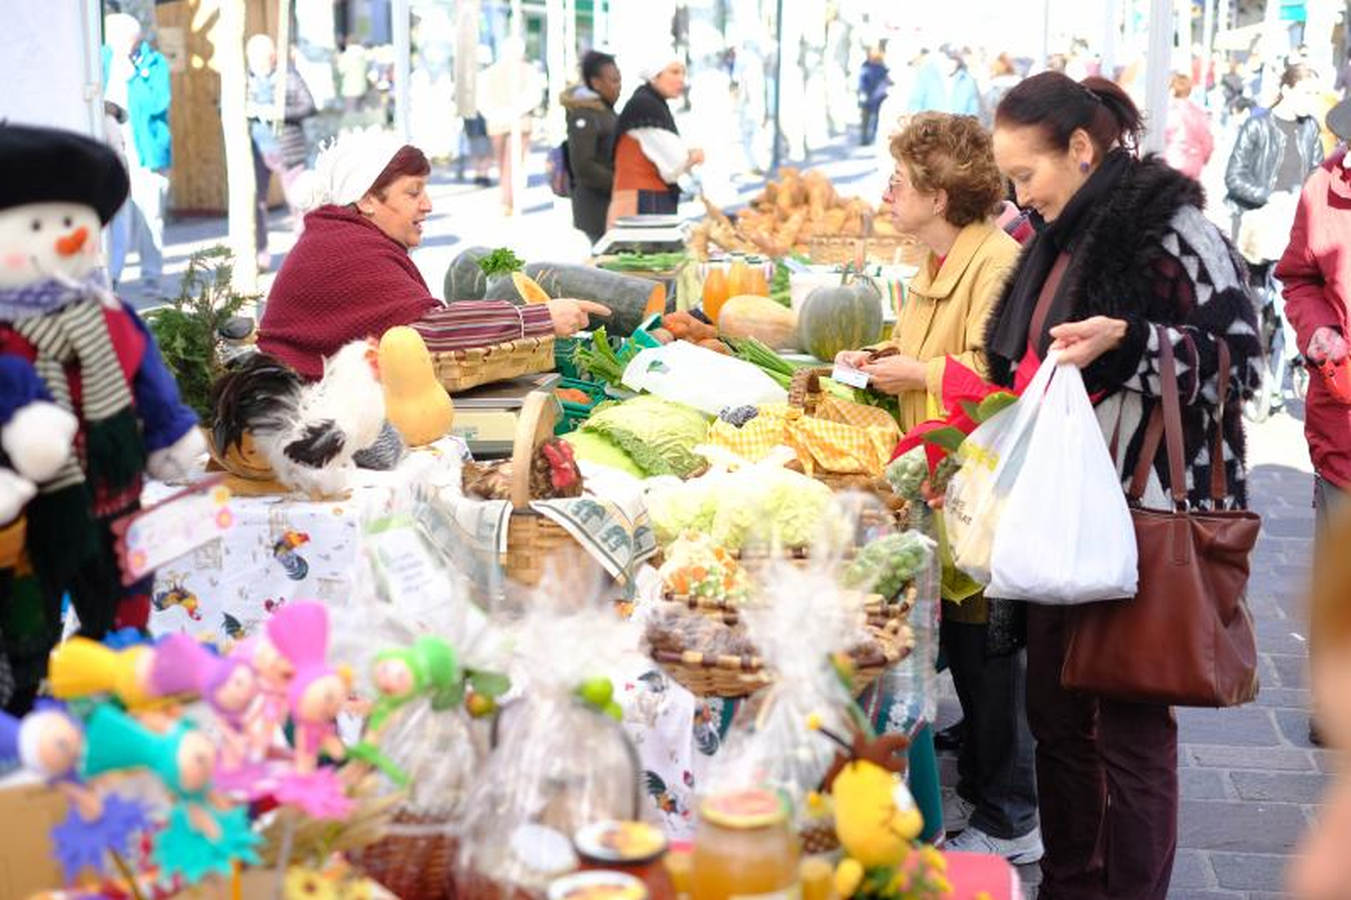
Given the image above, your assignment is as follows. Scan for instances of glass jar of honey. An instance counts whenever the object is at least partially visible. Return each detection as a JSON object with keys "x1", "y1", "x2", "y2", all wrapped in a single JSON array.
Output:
[{"x1": 690, "y1": 788, "x2": 800, "y2": 899}]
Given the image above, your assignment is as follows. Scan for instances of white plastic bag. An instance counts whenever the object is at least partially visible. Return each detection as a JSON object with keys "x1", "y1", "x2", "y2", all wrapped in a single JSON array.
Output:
[
  {"x1": 621, "y1": 341, "x2": 788, "y2": 415},
  {"x1": 943, "y1": 353, "x2": 1055, "y2": 584},
  {"x1": 988, "y1": 362, "x2": 1138, "y2": 603}
]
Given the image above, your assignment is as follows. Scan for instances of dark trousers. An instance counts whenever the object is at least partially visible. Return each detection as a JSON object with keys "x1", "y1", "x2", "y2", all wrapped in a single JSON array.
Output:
[
  {"x1": 251, "y1": 139, "x2": 272, "y2": 256},
  {"x1": 1026, "y1": 604, "x2": 1178, "y2": 900},
  {"x1": 860, "y1": 104, "x2": 881, "y2": 144},
  {"x1": 941, "y1": 615, "x2": 1038, "y2": 839}
]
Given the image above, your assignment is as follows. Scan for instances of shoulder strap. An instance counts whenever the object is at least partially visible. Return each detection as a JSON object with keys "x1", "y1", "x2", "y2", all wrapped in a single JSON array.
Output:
[
  {"x1": 1128, "y1": 325, "x2": 1189, "y2": 508},
  {"x1": 1209, "y1": 339, "x2": 1233, "y2": 505},
  {"x1": 1028, "y1": 251, "x2": 1071, "y2": 355}
]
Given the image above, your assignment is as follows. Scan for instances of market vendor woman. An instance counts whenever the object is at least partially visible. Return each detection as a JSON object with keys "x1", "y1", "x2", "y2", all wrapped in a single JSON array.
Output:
[
  {"x1": 259, "y1": 131, "x2": 605, "y2": 379},
  {"x1": 837, "y1": 114, "x2": 1041, "y2": 863}
]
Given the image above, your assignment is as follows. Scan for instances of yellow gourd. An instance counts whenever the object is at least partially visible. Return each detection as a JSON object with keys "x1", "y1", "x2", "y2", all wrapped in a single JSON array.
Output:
[
  {"x1": 378, "y1": 327, "x2": 455, "y2": 446},
  {"x1": 512, "y1": 271, "x2": 552, "y2": 304}
]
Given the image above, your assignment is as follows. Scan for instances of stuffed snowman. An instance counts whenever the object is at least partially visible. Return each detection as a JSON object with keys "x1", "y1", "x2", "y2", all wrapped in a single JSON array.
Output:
[{"x1": 0, "y1": 124, "x2": 203, "y2": 666}]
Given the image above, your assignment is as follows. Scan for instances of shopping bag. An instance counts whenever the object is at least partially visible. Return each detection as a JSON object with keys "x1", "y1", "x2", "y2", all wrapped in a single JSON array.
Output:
[
  {"x1": 621, "y1": 341, "x2": 788, "y2": 416},
  {"x1": 987, "y1": 362, "x2": 1138, "y2": 603},
  {"x1": 942, "y1": 354, "x2": 1056, "y2": 585}
]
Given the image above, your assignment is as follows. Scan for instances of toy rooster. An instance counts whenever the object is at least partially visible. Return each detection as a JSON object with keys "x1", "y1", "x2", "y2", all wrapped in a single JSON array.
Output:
[
  {"x1": 210, "y1": 342, "x2": 386, "y2": 497},
  {"x1": 461, "y1": 438, "x2": 583, "y2": 502}
]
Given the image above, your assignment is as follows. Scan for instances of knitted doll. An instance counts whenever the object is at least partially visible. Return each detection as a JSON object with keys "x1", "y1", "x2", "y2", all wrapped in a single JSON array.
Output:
[{"x1": 0, "y1": 124, "x2": 203, "y2": 698}]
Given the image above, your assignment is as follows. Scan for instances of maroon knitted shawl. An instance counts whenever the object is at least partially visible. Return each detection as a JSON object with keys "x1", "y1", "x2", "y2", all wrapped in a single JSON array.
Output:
[{"x1": 258, "y1": 204, "x2": 435, "y2": 379}]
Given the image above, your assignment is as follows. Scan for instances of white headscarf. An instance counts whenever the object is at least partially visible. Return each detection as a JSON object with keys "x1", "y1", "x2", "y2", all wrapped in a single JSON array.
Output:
[
  {"x1": 298, "y1": 127, "x2": 407, "y2": 211},
  {"x1": 636, "y1": 52, "x2": 685, "y2": 84}
]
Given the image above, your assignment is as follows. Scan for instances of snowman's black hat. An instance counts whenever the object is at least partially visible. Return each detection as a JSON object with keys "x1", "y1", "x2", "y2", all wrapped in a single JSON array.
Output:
[{"x1": 0, "y1": 122, "x2": 129, "y2": 224}]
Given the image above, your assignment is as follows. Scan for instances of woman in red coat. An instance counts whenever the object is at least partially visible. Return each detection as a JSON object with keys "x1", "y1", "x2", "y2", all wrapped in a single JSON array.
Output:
[{"x1": 259, "y1": 131, "x2": 604, "y2": 380}]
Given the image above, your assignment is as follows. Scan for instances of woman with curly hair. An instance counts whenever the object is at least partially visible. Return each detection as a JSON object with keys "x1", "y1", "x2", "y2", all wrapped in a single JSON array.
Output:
[{"x1": 838, "y1": 112, "x2": 1036, "y2": 860}]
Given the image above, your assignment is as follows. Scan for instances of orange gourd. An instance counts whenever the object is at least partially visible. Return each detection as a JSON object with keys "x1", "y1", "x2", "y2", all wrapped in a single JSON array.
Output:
[{"x1": 378, "y1": 327, "x2": 455, "y2": 446}]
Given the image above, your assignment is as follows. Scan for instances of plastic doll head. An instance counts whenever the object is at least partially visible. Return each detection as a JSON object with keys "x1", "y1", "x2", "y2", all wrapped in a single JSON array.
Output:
[
  {"x1": 372, "y1": 655, "x2": 415, "y2": 699},
  {"x1": 296, "y1": 672, "x2": 345, "y2": 725},
  {"x1": 267, "y1": 601, "x2": 342, "y2": 716},
  {"x1": 175, "y1": 731, "x2": 216, "y2": 794},
  {"x1": 210, "y1": 661, "x2": 258, "y2": 716},
  {"x1": 12, "y1": 708, "x2": 83, "y2": 779},
  {"x1": 49, "y1": 638, "x2": 158, "y2": 708},
  {"x1": 373, "y1": 637, "x2": 460, "y2": 702}
]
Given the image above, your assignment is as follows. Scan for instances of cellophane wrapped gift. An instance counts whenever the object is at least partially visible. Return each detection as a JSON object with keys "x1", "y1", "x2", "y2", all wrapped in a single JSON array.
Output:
[{"x1": 455, "y1": 570, "x2": 645, "y2": 900}]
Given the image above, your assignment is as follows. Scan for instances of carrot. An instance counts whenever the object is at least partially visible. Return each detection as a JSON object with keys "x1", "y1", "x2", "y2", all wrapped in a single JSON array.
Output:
[
  {"x1": 555, "y1": 388, "x2": 592, "y2": 405},
  {"x1": 698, "y1": 338, "x2": 732, "y2": 355}
]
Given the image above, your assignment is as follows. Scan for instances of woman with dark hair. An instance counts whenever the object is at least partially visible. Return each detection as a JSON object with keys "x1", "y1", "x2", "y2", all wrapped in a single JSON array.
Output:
[
  {"x1": 562, "y1": 50, "x2": 621, "y2": 244},
  {"x1": 988, "y1": 72, "x2": 1261, "y2": 898},
  {"x1": 607, "y1": 55, "x2": 703, "y2": 223},
  {"x1": 259, "y1": 132, "x2": 604, "y2": 379}
]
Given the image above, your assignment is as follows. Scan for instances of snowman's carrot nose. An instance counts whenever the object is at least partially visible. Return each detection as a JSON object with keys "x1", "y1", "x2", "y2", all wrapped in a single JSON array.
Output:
[{"x1": 55, "y1": 227, "x2": 89, "y2": 257}]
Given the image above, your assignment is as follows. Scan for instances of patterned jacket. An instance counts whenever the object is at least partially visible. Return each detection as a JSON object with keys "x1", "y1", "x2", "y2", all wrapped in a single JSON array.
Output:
[{"x1": 984, "y1": 156, "x2": 1262, "y2": 509}]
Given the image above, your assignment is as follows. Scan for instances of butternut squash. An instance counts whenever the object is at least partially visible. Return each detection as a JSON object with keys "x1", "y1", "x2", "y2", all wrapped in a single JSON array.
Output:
[
  {"x1": 511, "y1": 271, "x2": 552, "y2": 304},
  {"x1": 378, "y1": 327, "x2": 455, "y2": 446},
  {"x1": 717, "y1": 294, "x2": 800, "y2": 351}
]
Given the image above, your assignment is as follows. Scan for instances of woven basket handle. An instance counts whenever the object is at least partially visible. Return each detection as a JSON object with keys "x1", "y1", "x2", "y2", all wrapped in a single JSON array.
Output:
[{"x1": 509, "y1": 390, "x2": 559, "y2": 509}]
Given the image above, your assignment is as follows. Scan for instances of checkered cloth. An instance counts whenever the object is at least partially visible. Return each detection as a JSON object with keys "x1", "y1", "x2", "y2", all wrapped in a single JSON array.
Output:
[{"x1": 708, "y1": 398, "x2": 900, "y2": 477}]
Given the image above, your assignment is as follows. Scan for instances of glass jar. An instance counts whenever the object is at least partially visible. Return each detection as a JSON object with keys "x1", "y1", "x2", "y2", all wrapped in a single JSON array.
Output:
[
  {"x1": 690, "y1": 788, "x2": 800, "y2": 900},
  {"x1": 575, "y1": 820, "x2": 675, "y2": 900}
]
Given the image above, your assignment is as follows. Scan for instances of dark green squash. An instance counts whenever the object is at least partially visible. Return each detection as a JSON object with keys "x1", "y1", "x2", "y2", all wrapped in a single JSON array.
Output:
[
  {"x1": 797, "y1": 271, "x2": 884, "y2": 362},
  {"x1": 442, "y1": 246, "x2": 494, "y2": 300},
  {"x1": 481, "y1": 262, "x2": 668, "y2": 337}
]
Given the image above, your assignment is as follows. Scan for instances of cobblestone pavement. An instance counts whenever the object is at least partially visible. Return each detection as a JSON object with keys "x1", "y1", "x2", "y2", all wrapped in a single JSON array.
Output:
[{"x1": 129, "y1": 132, "x2": 1327, "y2": 899}]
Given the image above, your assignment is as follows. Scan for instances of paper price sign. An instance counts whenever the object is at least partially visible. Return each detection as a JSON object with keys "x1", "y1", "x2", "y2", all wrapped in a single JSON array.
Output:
[{"x1": 113, "y1": 477, "x2": 235, "y2": 585}]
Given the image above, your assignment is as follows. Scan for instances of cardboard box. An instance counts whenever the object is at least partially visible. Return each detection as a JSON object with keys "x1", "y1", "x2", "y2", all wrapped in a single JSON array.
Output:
[{"x1": 0, "y1": 774, "x2": 68, "y2": 900}]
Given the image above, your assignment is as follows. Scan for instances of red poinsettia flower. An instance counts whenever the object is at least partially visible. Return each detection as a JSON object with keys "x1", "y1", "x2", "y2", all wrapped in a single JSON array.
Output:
[{"x1": 889, "y1": 357, "x2": 1019, "y2": 473}]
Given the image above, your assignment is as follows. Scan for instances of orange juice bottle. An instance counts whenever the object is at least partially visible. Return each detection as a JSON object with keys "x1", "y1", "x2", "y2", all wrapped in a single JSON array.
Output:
[
  {"x1": 746, "y1": 265, "x2": 770, "y2": 296},
  {"x1": 726, "y1": 258, "x2": 751, "y2": 297},
  {"x1": 702, "y1": 266, "x2": 730, "y2": 323}
]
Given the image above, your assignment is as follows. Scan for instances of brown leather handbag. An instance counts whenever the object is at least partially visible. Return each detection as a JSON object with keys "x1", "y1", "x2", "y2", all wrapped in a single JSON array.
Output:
[{"x1": 1060, "y1": 329, "x2": 1261, "y2": 707}]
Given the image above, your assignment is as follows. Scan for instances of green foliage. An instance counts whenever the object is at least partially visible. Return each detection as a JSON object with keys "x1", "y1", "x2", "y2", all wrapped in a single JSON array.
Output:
[
  {"x1": 476, "y1": 247, "x2": 525, "y2": 278},
  {"x1": 143, "y1": 246, "x2": 259, "y2": 420}
]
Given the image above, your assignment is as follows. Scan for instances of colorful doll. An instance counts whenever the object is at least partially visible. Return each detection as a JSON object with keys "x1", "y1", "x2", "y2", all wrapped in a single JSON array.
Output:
[
  {"x1": 0, "y1": 704, "x2": 148, "y2": 884},
  {"x1": 82, "y1": 703, "x2": 260, "y2": 884},
  {"x1": 151, "y1": 634, "x2": 259, "y2": 768},
  {"x1": 265, "y1": 601, "x2": 346, "y2": 774},
  {"x1": 0, "y1": 124, "x2": 203, "y2": 653},
  {"x1": 233, "y1": 634, "x2": 294, "y2": 759},
  {"x1": 47, "y1": 636, "x2": 160, "y2": 709},
  {"x1": 366, "y1": 635, "x2": 462, "y2": 735}
]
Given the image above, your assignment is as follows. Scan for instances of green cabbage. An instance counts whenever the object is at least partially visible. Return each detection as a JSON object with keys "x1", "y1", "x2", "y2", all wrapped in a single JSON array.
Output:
[
  {"x1": 582, "y1": 396, "x2": 710, "y2": 478},
  {"x1": 562, "y1": 431, "x2": 645, "y2": 478},
  {"x1": 648, "y1": 467, "x2": 842, "y2": 551}
]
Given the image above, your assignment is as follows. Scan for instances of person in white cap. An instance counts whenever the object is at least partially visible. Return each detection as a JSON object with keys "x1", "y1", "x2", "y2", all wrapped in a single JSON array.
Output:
[
  {"x1": 257, "y1": 130, "x2": 606, "y2": 380},
  {"x1": 607, "y1": 52, "x2": 703, "y2": 224}
]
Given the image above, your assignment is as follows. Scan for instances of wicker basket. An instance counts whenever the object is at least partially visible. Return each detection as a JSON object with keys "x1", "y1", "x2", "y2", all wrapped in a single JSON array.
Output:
[
  {"x1": 432, "y1": 335, "x2": 555, "y2": 394},
  {"x1": 500, "y1": 390, "x2": 583, "y2": 588},
  {"x1": 651, "y1": 585, "x2": 915, "y2": 699},
  {"x1": 348, "y1": 812, "x2": 458, "y2": 900},
  {"x1": 785, "y1": 366, "x2": 907, "y2": 525},
  {"x1": 807, "y1": 233, "x2": 927, "y2": 267}
]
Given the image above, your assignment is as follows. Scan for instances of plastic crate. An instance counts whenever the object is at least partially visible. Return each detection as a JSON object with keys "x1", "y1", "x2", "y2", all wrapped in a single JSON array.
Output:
[
  {"x1": 553, "y1": 377, "x2": 609, "y2": 435},
  {"x1": 554, "y1": 335, "x2": 585, "y2": 380}
]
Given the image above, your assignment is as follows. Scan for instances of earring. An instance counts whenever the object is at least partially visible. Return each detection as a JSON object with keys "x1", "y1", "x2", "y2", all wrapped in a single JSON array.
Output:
[{"x1": 1079, "y1": 161, "x2": 1090, "y2": 173}]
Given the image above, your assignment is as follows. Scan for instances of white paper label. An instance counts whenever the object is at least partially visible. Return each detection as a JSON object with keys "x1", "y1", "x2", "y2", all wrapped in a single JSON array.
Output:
[
  {"x1": 120, "y1": 482, "x2": 234, "y2": 582},
  {"x1": 831, "y1": 362, "x2": 871, "y2": 389}
]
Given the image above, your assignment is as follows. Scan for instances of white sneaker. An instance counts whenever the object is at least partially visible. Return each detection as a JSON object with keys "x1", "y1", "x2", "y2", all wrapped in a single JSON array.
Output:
[
  {"x1": 945, "y1": 824, "x2": 1044, "y2": 865},
  {"x1": 941, "y1": 787, "x2": 975, "y2": 834}
]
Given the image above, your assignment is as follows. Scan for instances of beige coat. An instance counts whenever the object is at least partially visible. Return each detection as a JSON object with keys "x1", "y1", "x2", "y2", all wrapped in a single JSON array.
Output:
[{"x1": 882, "y1": 220, "x2": 1020, "y2": 433}]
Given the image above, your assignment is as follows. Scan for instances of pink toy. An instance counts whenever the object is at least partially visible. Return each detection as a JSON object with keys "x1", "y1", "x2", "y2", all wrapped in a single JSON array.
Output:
[
  {"x1": 152, "y1": 635, "x2": 259, "y2": 767},
  {"x1": 264, "y1": 601, "x2": 346, "y2": 774},
  {"x1": 232, "y1": 634, "x2": 294, "y2": 760}
]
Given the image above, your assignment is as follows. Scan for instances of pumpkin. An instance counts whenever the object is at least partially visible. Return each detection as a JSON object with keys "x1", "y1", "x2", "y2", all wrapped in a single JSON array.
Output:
[
  {"x1": 717, "y1": 294, "x2": 799, "y2": 350},
  {"x1": 443, "y1": 246, "x2": 493, "y2": 300},
  {"x1": 512, "y1": 272, "x2": 551, "y2": 305},
  {"x1": 378, "y1": 327, "x2": 455, "y2": 447},
  {"x1": 797, "y1": 272, "x2": 883, "y2": 362}
]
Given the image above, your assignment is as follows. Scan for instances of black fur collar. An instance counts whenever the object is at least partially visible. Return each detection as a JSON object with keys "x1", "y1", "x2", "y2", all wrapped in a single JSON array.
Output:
[{"x1": 983, "y1": 155, "x2": 1209, "y2": 386}]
